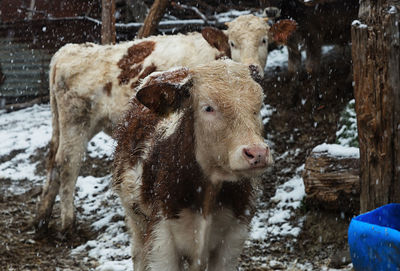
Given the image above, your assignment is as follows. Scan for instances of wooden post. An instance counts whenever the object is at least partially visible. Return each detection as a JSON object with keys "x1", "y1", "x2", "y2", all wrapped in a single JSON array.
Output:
[
  {"x1": 351, "y1": 0, "x2": 400, "y2": 212},
  {"x1": 137, "y1": 0, "x2": 169, "y2": 38},
  {"x1": 101, "y1": 0, "x2": 116, "y2": 44}
]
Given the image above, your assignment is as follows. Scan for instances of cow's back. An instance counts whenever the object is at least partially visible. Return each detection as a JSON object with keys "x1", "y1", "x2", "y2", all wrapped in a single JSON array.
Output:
[{"x1": 50, "y1": 34, "x2": 220, "y2": 125}]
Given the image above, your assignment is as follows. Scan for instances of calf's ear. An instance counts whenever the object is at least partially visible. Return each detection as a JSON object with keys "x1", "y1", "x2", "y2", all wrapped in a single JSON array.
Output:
[
  {"x1": 202, "y1": 27, "x2": 231, "y2": 58},
  {"x1": 136, "y1": 68, "x2": 192, "y2": 115},
  {"x1": 269, "y1": 19, "x2": 297, "y2": 45}
]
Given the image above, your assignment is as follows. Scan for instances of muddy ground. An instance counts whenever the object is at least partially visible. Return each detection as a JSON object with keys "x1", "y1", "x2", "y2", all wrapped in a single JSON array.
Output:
[{"x1": 0, "y1": 47, "x2": 355, "y2": 270}]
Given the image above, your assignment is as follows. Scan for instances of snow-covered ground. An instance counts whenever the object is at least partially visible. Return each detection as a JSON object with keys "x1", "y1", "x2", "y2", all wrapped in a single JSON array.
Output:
[
  {"x1": 0, "y1": 46, "x2": 356, "y2": 270},
  {"x1": 0, "y1": 104, "x2": 308, "y2": 271}
]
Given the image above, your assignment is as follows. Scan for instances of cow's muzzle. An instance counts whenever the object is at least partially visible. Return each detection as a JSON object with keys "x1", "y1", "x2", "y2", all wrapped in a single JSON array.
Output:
[{"x1": 242, "y1": 144, "x2": 271, "y2": 168}]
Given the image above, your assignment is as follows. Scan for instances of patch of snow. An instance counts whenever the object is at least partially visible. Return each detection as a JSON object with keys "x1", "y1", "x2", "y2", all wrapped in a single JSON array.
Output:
[
  {"x1": 313, "y1": 143, "x2": 360, "y2": 158},
  {"x1": 266, "y1": 46, "x2": 288, "y2": 70},
  {"x1": 87, "y1": 132, "x2": 115, "y2": 159},
  {"x1": 0, "y1": 104, "x2": 51, "y2": 182},
  {"x1": 250, "y1": 174, "x2": 305, "y2": 241},
  {"x1": 352, "y1": 20, "x2": 368, "y2": 28},
  {"x1": 322, "y1": 45, "x2": 335, "y2": 55},
  {"x1": 336, "y1": 99, "x2": 358, "y2": 147},
  {"x1": 388, "y1": 6, "x2": 397, "y2": 14},
  {"x1": 271, "y1": 176, "x2": 305, "y2": 209},
  {"x1": 260, "y1": 103, "x2": 276, "y2": 124},
  {"x1": 72, "y1": 175, "x2": 132, "y2": 270},
  {"x1": 276, "y1": 151, "x2": 289, "y2": 160},
  {"x1": 0, "y1": 104, "x2": 51, "y2": 157}
]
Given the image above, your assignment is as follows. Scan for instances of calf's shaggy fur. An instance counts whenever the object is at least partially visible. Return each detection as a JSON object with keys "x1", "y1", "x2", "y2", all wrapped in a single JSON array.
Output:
[{"x1": 113, "y1": 60, "x2": 273, "y2": 271}]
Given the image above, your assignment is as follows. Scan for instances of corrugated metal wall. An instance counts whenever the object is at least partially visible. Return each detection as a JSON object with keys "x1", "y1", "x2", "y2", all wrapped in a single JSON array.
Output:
[
  {"x1": 0, "y1": 18, "x2": 102, "y2": 105},
  {"x1": 0, "y1": 37, "x2": 51, "y2": 104}
]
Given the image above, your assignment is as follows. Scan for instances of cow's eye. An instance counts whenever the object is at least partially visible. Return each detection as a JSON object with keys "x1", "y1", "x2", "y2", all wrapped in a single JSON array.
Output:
[
  {"x1": 262, "y1": 38, "x2": 267, "y2": 44},
  {"x1": 229, "y1": 41, "x2": 235, "y2": 48},
  {"x1": 204, "y1": 106, "x2": 214, "y2": 113}
]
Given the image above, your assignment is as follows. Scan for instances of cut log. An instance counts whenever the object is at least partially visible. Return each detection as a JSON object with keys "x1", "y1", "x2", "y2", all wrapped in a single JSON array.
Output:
[{"x1": 303, "y1": 150, "x2": 360, "y2": 213}]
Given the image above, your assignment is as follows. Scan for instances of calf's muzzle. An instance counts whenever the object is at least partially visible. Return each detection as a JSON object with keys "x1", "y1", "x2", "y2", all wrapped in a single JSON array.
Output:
[{"x1": 242, "y1": 144, "x2": 270, "y2": 168}]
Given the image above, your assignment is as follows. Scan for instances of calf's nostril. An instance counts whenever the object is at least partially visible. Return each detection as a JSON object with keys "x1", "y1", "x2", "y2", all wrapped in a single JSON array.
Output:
[{"x1": 244, "y1": 149, "x2": 255, "y2": 159}]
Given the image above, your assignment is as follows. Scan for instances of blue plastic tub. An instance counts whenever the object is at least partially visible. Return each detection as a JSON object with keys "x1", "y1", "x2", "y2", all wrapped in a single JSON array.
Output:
[{"x1": 348, "y1": 203, "x2": 400, "y2": 271}]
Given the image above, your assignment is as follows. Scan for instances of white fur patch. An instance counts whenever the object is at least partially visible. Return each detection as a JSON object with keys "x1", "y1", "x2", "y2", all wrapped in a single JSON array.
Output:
[
  {"x1": 155, "y1": 111, "x2": 184, "y2": 140},
  {"x1": 147, "y1": 209, "x2": 250, "y2": 270},
  {"x1": 148, "y1": 219, "x2": 180, "y2": 271}
]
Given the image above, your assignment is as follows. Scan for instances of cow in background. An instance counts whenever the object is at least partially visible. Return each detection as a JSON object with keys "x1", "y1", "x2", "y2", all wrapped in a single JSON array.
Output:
[
  {"x1": 262, "y1": 0, "x2": 358, "y2": 73},
  {"x1": 34, "y1": 14, "x2": 294, "y2": 233},
  {"x1": 113, "y1": 60, "x2": 273, "y2": 271}
]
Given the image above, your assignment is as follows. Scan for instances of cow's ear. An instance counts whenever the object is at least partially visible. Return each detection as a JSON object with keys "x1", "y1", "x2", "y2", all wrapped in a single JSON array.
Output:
[
  {"x1": 136, "y1": 68, "x2": 192, "y2": 115},
  {"x1": 269, "y1": 19, "x2": 297, "y2": 45},
  {"x1": 202, "y1": 27, "x2": 231, "y2": 58}
]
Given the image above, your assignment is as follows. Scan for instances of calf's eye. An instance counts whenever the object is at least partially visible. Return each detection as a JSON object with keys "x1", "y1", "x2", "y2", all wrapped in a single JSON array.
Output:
[
  {"x1": 230, "y1": 41, "x2": 235, "y2": 48},
  {"x1": 262, "y1": 38, "x2": 267, "y2": 44},
  {"x1": 205, "y1": 106, "x2": 214, "y2": 113}
]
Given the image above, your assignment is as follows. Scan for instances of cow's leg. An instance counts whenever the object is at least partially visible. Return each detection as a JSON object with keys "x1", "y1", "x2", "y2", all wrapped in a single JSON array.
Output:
[
  {"x1": 55, "y1": 92, "x2": 95, "y2": 233},
  {"x1": 35, "y1": 92, "x2": 61, "y2": 233},
  {"x1": 35, "y1": 139, "x2": 61, "y2": 232},
  {"x1": 57, "y1": 124, "x2": 90, "y2": 232},
  {"x1": 124, "y1": 207, "x2": 147, "y2": 271},
  {"x1": 144, "y1": 220, "x2": 181, "y2": 271},
  {"x1": 287, "y1": 32, "x2": 302, "y2": 74},
  {"x1": 305, "y1": 32, "x2": 322, "y2": 74}
]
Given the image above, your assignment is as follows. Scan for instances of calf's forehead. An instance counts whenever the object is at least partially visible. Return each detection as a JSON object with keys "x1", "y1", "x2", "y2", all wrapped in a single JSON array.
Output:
[
  {"x1": 191, "y1": 62, "x2": 263, "y2": 111},
  {"x1": 228, "y1": 15, "x2": 269, "y2": 41}
]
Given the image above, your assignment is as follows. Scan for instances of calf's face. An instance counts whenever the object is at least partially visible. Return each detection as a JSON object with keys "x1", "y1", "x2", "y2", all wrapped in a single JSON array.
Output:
[
  {"x1": 226, "y1": 15, "x2": 270, "y2": 77},
  {"x1": 137, "y1": 60, "x2": 273, "y2": 184},
  {"x1": 224, "y1": 15, "x2": 297, "y2": 77}
]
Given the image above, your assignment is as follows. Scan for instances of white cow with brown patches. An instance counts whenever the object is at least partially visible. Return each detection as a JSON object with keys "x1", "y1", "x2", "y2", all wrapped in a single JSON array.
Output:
[
  {"x1": 34, "y1": 14, "x2": 292, "y2": 233},
  {"x1": 113, "y1": 60, "x2": 273, "y2": 271}
]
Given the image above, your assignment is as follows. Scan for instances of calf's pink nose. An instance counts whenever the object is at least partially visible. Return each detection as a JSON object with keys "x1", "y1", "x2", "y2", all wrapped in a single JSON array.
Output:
[{"x1": 242, "y1": 145, "x2": 269, "y2": 168}]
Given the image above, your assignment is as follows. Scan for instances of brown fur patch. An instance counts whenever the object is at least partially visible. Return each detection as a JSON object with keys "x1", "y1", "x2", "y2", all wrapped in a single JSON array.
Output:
[
  {"x1": 142, "y1": 68, "x2": 191, "y2": 88},
  {"x1": 137, "y1": 108, "x2": 253, "y2": 220},
  {"x1": 113, "y1": 98, "x2": 161, "y2": 189},
  {"x1": 130, "y1": 64, "x2": 157, "y2": 89},
  {"x1": 117, "y1": 41, "x2": 155, "y2": 85},
  {"x1": 201, "y1": 27, "x2": 231, "y2": 58},
  {"x1": 270, "y1": 19, "x2": 297, "y2": 45},
  {"x1": 118, "y1": 64, "x2": 143, "y2": 85},
  {"x1": 217, "y1": 180, "x2": 254, "y2": 222},
  {"x1": 141, "y1": 109, "x2": 205, "y2": 219},
  {"x1": 103, "y1": 82, "x2": 112, "y2": 96}
]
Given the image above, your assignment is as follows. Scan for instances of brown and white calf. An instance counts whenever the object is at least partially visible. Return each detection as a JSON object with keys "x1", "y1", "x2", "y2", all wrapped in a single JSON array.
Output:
[
  {"x1": 34, "y1": 14, "x2": 291, "y2": 233},
  {"x1": 113, "y1": 60, "x2": 273, "y2": 271}
]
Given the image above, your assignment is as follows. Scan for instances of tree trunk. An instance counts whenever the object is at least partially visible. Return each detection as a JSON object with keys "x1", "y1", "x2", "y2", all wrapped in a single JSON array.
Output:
[
  {"x1": 137, "y1": 0, "x2": 170, "y2": 38},
  {"x1": 303, "y1": 151, "x2": 360, "y2": 213},
  {"x1": 101, "y1": 0, "x2": 116, "y2": 45},
  {"x1": 351, "y1": 0, "x2": 400, "y2": 212}
]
